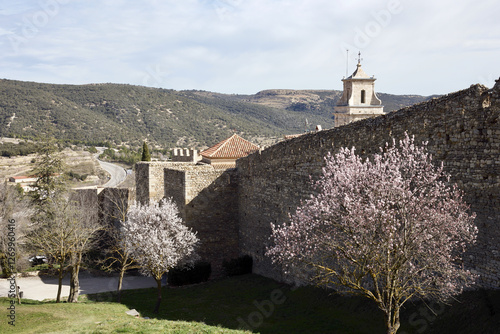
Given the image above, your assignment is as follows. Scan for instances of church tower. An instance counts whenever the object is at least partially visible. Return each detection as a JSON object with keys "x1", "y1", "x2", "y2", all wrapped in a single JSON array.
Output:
[{"x1": 333, "y1": 53, "x2": 384, "y2": 127}]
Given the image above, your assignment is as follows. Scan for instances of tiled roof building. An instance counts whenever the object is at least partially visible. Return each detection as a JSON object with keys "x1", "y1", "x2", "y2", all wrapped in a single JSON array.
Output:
[{"x1": 200, "y1": 134, "x2": 259, "y2": 168}]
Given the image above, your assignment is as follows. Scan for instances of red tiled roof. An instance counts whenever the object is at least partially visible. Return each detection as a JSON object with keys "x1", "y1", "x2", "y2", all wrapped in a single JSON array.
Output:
[{"x1": 200, "y1": 134, "x2": 259, "y2": 159}]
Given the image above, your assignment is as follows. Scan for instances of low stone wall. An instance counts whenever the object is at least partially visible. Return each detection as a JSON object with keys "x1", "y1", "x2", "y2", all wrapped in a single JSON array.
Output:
[
  {"x1": 73, "y1": 187, "x2": 132, "y2": 228},
  {"x1": 237, "y1": 82, "x2": 500, "y2": 288}
]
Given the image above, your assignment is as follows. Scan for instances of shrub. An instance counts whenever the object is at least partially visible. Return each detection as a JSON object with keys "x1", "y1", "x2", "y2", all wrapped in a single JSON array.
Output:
[
  {"x1": 222, "y1": 255, "x2": 253, "y2": 276},
  {"x1": 66, "y1": 171, "x2": 88, "y2": 181},
  {"x1": 167, "y1": 261, "x2": 211, "y2": 286},
  {"x1": 87, "y1": 146, "x2": 98, "y2": 154}
]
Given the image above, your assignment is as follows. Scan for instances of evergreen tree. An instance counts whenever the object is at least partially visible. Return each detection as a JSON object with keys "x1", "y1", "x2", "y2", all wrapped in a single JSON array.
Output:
[
  {"x1": 28, "y1": 138, "x2": 67, "y2": 221},
  {"x1": 141, "y1": 141, "x2": 151, "y2": 161}
]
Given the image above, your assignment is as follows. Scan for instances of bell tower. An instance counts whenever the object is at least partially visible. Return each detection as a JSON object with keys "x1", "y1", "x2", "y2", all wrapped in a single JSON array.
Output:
[{"x1": 334, "y1": 52, "x2": 384, "y2": 127}]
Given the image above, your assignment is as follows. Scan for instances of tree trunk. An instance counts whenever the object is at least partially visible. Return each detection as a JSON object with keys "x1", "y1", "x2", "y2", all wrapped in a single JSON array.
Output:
[
  {"x1": 385, "y1": 307, "x2": 401, "y2": 334},
  {"x1": 117, "y1": 264, "x2": 125, "y2": 302},
  {"x1": 14, "y1": 275, "x2": 21, "y2": 305},
  {"x1": 68, "y1": 253, "x2": 82, "y2": 303},
  {"x1": 153, "y1": 277, "x2": 162, "y2": 314},
  {"x1": 56, "y1": 258, "x2": 64, "y2": 303},
  {"x1": 386, "y1": 325, "x2": 399, "y2": 334}
]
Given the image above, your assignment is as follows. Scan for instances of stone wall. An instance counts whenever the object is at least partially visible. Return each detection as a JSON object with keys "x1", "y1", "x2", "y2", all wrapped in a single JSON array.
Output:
[
  {"x1": 136, "y1": 161, "x2": 192, "y2": 204},
  {"x1": 237, "y1": 82, "x2": 500, "y2": 288},
  {"x1": 98, "y1": 187, "x2": 133, "y2": 227},
  {"x1": 164, "y1": 165, "x2": 239, "y2": 277},
  {"x1": 136, "y1": 161, "x2": 240, "y2": 277},
  {"x1": 73, "y1": 187, "x2": 132, "y2": 228}
]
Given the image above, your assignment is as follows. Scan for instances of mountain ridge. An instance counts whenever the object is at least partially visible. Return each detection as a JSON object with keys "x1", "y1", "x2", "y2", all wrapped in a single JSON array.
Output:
[{"x1": 0, "y1": 79, "x2": 433, "y2": 148}]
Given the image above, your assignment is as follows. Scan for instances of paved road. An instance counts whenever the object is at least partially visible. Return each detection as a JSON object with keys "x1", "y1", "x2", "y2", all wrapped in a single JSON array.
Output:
[
  {"x1": 0, "y1": 274, "x2": 157, "y2": 301},
  {"x1": 94, "y1": 150, "x2": 127, "y2": 188},
  {"x1": 98, "y1": 159, "x2": 127, "y2": 187}
]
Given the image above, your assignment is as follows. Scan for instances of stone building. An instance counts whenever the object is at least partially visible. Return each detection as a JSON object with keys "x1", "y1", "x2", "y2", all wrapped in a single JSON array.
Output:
[{"x1": 334, "y1": 53, "x2": 384, "y2": 127}]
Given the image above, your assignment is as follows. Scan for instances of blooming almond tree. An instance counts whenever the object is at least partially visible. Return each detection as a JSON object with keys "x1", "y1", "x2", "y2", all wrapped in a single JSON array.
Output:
[
  {"x1": 267, "y1": 133, "x2": 477, "y2": 334},
  {"x1": 122, "y1": 198, "x2": 199, "y2": 313}
]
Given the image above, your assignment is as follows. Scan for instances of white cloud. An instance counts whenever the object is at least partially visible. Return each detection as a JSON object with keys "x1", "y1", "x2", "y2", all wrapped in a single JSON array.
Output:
[{"x1": 0, "y1": 0, "x2": 498, "y2": 95}]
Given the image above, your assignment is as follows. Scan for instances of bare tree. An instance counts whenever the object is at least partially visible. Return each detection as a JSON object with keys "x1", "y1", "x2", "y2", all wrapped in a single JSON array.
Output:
[
  {"x1": 100, "y1": 227, "x2": 138, "y2": 302},
  {"x1": 26, "y1": 197, "x2": 74, "y2": 302},
  {"x1": 100, "y1": 189, "x2": 137, "y2": 302},
  {"x1": 122, "y1": 198, "x2": 199, "y2": 313},
  {"x1": 25, "y1": 194, "x2": 102, "y2": 303},
  {"x1": 0, "y1": 182, "x2": 30, "y2": 278},
  {"x1": 267, "y1": 134, "x2": 477, "y2": 334},
  {"x1": 67, "y1": 191, "x2": 102, "y2": 303}
]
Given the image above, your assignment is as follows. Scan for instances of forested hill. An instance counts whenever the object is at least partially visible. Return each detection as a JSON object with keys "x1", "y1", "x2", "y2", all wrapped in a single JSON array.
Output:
[{"x1": 0, "y1": 79, "x2": 431, "y2": 148}]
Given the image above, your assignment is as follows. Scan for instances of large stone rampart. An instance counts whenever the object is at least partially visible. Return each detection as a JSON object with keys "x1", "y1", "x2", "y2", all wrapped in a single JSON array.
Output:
[{"x1": 237, "y1": 82, "x2": 500, "y2": 288}]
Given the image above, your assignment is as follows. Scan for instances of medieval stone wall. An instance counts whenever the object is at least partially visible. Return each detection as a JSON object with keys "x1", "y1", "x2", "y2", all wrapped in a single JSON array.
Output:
[
  {"x1": 98, "y1": 187, "x2": 133, "y2": 227},
  {"x1": 164, "y1": 165, "x2": 239, "y2": 277},
  {"x1": 73, "y1": 187, "x2": 132, "y2": 228},
  {"x1": 237, "y1": 83, "x2": 500, "y2": 288},
  {"x1": 136, "y1": 162, "x2": 240, "y2": 277},
  {"x1": 136, "y1": 161, "x2": 192, "y2": 204}
]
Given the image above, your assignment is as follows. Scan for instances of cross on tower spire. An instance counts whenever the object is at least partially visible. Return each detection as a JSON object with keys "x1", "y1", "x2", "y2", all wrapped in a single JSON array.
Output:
[{"x1": 357, "y1": 51, "x2": 363, "y2": 65}]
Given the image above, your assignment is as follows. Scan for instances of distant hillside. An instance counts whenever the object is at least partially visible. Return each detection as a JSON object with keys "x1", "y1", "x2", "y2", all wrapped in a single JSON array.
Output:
[
  {"x1": 0, "y1": 79, "x2": 431, "y2": 149},
  {"x1": 199, "y1": 89, "x2": 433, "y2": 114}
]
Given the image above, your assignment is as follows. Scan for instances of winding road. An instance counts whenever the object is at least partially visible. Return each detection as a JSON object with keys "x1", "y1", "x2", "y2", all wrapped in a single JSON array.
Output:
[
  {"x1": 98, "y1": 158, "x2": 127, "y2": 187},
  {"x1": 94, "y1": 150, "x2": 127, "y2": 188}
]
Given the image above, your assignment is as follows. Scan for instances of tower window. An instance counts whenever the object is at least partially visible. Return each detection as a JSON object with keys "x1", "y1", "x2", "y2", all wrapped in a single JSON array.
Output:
[{"x1": 361, "y1": 90, "x2": 366, "y2": 104}]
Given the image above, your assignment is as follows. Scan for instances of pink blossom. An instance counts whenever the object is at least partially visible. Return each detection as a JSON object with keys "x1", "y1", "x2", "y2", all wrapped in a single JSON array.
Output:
[{"x1": 267, "y1": 133, "x2": 477, "y2": 334}]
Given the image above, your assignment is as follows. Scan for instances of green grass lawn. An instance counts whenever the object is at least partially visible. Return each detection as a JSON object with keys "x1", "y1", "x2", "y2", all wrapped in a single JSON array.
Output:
[{"x1": 1, "y1": 274, "x2": 499, "y2": 333}]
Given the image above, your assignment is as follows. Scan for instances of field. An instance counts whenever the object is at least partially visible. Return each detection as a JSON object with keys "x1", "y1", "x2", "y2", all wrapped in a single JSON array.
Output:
[
  {"x1": 0, "y1": 141, "x2": 108, "y2": 187},
  {"x1": 1, "y1": 274, "x2": 499, "y2": 334}
]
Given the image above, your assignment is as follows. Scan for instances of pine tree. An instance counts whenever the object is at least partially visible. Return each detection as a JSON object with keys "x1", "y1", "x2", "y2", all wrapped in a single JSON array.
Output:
[
  {"x1": 141, "y1": 141, "x2": 151, "y2": 161},
  {"x1": 28, "y1": 138, "x2": 66, "y2": 221}
]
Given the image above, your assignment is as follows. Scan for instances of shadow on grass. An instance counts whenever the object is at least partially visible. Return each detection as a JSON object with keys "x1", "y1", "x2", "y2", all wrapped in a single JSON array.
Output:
[
  {"x1": 85, "y1": 274, "x2": 500, "y2": 334},
  {"x1": 86, "y1": 274, "x2": 385, "y2": 333}
]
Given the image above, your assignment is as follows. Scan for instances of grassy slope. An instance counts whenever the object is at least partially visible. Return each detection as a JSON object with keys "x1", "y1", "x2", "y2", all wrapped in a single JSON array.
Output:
[
  {"x1": 1, "y1": 274, "x2": 498, "y2": 334},
  {"x1": 0, "y1": 298, "x2": 246, "y2": 334}
]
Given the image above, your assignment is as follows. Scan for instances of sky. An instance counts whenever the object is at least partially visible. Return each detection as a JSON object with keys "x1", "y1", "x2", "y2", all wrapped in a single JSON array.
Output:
[{"x1": 0, "y1": 0, "x2": 499, "y2": 96}]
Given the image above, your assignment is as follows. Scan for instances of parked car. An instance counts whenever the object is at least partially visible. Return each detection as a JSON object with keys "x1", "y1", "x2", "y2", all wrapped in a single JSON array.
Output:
[{"x1": 28, "y1": 255, "x2": 47, "y2": 266}]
